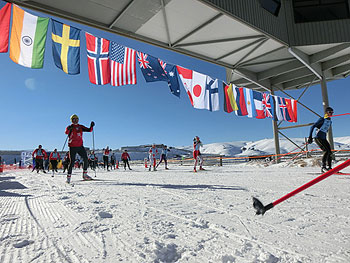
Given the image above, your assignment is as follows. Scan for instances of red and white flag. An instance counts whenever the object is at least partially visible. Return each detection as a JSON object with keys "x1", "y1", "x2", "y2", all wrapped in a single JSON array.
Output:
[
  {"x1": 177, "y1": 65, "x2": 208, "y2": 109},
  {"x1": 285, "y1": 98, "x2": 298, "y2": 122},
  {"x1": 85, "y1": 32, "x2": 110, "y2": 85},
  {"x1": 191, "y1": 71, "x2": 207, "y2": 109},
  {"x1": 176, "y1": 65, "x2": 193, "y2": 104},
  {"x1": 110, "y1": 41, "x2": 136, "y2": 86},
  {"x1": 0, "y1": 3, "x2": 11, "y2": 53}
]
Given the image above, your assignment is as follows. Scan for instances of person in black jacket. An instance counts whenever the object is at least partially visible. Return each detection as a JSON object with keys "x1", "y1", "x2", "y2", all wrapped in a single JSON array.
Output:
[{"x1": 308, "y1": 107, "x2": 334, "y2": 173}]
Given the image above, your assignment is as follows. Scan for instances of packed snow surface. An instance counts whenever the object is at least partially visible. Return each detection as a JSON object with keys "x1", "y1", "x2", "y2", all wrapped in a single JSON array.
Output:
[{"x1": 1, "y1": 159, "x2": 350, "y2": 262}]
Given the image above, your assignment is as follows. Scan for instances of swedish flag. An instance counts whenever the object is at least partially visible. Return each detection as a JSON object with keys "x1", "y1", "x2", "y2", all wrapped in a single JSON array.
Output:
[{"x1": 51, "y1": 20, "x2": 80, "y2": 74}]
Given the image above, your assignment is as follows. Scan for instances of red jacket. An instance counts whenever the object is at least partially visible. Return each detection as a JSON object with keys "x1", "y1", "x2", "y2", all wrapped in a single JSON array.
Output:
[
  {"x1": 65, "y1": 124, "x2": 93, "y2": 147},
  {"x1": 121, "y1": 152, "x2": 130, "y2": 160},
  {"x1": 32, "y1": 148, "x2": 47, "y2": 159},
  {"x1": 49, "y1": 152, "x2": 60, "y2": 160},
  {"x1": 104, "y1": 149, "x2": 110, "y2": 156}
]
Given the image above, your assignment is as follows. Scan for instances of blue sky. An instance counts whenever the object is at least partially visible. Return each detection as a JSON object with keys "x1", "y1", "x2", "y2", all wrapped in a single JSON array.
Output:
[{"x1": 0, "y1": 3, "x2": 349, "y2": 151}]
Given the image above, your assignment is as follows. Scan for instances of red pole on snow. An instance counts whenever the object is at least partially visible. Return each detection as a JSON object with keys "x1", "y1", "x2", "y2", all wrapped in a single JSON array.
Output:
[{"x1": 253, "y1": 159, "x2": 350, "y2": 215}]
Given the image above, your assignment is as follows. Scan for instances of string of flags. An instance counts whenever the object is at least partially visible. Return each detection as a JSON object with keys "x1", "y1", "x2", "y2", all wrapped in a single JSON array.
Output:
[{"x1": 0, "y1": 3, "x2": 297, "y2": 122}]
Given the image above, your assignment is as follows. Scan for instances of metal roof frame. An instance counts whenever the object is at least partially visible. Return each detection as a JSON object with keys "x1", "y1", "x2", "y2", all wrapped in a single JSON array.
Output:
[{"x1": 5, "y1": 0, "x2": 350, "y2": 161}]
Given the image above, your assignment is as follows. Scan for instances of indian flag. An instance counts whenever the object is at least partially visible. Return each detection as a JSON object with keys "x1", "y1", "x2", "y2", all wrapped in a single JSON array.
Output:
[{"x1": 10, "y1": 5, "x2": 49, "y2": 68}]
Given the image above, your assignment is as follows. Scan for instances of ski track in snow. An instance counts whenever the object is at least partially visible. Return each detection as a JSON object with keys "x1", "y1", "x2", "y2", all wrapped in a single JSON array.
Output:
[{"x1": 0, "y1": 163, "x2": 349, "y2": 262}]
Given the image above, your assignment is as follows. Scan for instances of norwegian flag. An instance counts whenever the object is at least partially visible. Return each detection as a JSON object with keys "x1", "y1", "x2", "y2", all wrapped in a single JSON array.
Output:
[
  {"x1": 137, "y1": 52, "x2": 168, "y2": 82},
  {"x1": 85, "y1": 33, "x2": 110, "y2": 85},
  {"x1": 262, "y1": 93, "x2": 275, "y2": 119},
  {"x1": 275, "y1": 96, "x2": 291, "y2": 121},
  {"x1": 110, "y1": 41, "x2": 136, "y2": 86}
]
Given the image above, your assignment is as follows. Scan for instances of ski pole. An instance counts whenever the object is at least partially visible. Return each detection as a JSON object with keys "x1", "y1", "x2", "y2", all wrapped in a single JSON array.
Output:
[
  {"x1": 253, "y1": 158, "x2": 350, "y2": 215},
  {"x1": 61, "y1": 135, "x2": 69, "y2": 152},
  {"x1": 92, "y1": 127, "x2": 96, "y2": 177}
]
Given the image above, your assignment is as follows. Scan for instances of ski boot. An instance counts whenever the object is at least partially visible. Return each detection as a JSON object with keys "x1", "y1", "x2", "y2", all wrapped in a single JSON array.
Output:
[
  {"x1": 83, "y1": 171, "x2": 93, "y2": 181},
  {"x1": 321, "y1": 167, "x2": 331, "y2": 173},
  {"x1": 66, "y1": 175, "x2": 71, "y2": 184}
]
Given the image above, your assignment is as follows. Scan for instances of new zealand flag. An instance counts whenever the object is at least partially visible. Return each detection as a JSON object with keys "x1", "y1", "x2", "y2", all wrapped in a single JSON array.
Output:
[{"x1": 137, "y1": 52, "x2": 168, "y2": 82}]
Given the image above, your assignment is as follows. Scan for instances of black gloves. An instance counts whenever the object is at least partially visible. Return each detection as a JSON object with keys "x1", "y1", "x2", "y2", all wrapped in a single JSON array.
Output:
[
  {"x1": 90, "y1": 121, "x2": 95, "y2": 127},
  {"x1": 307, "y1": 137, "x2": 313, "y2": 144}
]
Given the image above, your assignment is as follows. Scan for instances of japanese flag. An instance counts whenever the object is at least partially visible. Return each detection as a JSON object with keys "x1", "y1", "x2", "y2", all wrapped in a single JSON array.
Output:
[{"x1": 191, "y1": 71, "x2": 207, "y2": 109}]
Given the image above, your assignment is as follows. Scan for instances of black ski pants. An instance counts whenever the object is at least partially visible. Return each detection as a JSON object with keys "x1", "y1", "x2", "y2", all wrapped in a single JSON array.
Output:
[
  {"x1": 35, "y1": 158, "x2": 44, "y2": 171},
  {"x1": 122, "y1": 159, "x2": 130, "y2": 170},
  {"x1": 50, "y1": 160, "x2": 58, "y2": 171},
  {"x1": 314, "y1": 137, "x2": 332, "y2": 168},
  {"x1": 103, "y1": 156, "x2": 109, "y2": 170},
  {"x1": 68, "y1": 146, "x2": 88, "y2": 175}
]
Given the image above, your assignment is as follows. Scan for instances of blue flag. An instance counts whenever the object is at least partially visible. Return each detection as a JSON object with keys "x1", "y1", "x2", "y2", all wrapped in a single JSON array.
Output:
[
  {"x1": 137, "y1": 52, "x2": 168, "y2": 82},
  {"x1": 51, "y1": 20, "x2": 80, "y2": 74},
  {"x1": 137, "y1": 51, "x2": 180, "y2": 97},
  {"x1": 160, "y1": 60, "x2": 180, "y2": 97}
]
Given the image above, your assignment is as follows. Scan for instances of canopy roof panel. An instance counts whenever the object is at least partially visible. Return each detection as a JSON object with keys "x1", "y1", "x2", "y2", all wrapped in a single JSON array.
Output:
[{"x1": 7, "y1": 0, "x2": 350, "y2": 92}]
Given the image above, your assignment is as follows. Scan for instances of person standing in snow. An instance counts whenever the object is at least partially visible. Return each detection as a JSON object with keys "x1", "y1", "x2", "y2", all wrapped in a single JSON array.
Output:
[
  {"x1": 148, "y1": 144, "x2": 158, "y2": 171},
  {"x1": 65, "y1": 114, "x2": 95, "y2": 183},
  {"x1": 49, "y1": 149, "x2": 60, "y2": 175},
  {"x1": 308, "y1": 107, "x2": 334, "y2": 173},
  {"x1": 193, "y1": 136, "x2": 204, "y2": 172},
  {"x1": 88, "y1": 151, "x2": 97, "y2": 171},
  {"x1": 32, "y1": 145, "x2": 48, "y2": 173},
  {"x1": 103, "y1": 146, "x2": 111, "y2": 171},
  {"x1": 110, "y1": 152, "x2": 116, "y2": 170},
  {"x1": 156, "y1": 145, "x2": 170, "y2": 170},
  {"x1": 62, "y1": 152, "x2": 69, "y2": 173},
  {"x1": 121, "y1": 150, "x2": 132, "y2": 170}
]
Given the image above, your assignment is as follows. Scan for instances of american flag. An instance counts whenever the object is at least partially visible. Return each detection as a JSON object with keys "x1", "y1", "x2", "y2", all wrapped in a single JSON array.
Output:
[{"x1": 110, "y1": 42, "x2": 136, "y2": 86}]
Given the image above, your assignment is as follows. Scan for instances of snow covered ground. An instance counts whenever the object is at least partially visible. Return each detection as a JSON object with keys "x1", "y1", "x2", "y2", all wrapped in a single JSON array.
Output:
[{"x1": 1, "y1": 159, "x2": 350, "y2": 262}]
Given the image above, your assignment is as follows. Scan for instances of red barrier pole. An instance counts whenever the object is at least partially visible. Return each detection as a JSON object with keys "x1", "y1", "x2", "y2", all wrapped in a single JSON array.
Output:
[
  {"x1": 253, "y1": 159, "x2": 350, "y2": 215},
  {"x1": 329, "y1": 113, "x2": 350, "y2": 117}
]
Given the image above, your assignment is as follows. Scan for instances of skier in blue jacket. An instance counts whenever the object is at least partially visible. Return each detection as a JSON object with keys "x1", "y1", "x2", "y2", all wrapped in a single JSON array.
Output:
[{"x1": 308, "y1": 107, "x2": 334, "y2": 173}]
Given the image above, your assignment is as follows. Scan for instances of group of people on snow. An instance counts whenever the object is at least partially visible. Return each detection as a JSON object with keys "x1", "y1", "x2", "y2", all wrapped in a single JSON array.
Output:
[
  {"x1": 31, "y1": 114, "x2": 205, "y2": 183},
  {"x1": 31, "y1": 106, "x2": 335, "y2": 183}
]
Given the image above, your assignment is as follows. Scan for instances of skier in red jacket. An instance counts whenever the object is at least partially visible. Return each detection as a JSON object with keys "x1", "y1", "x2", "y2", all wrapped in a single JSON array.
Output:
[
  {"x1": 32, "y1": 145, "x2": 48, "y2": 173},
  {"x1": 65, "y1": 114, "x2": 95, "y2": 183},
  {"x1": 121, "y1": 150, "x2": 132, "y2": 170},
  {"x1": 49, "y1": 148, "x2": 60, "y2": 176}
]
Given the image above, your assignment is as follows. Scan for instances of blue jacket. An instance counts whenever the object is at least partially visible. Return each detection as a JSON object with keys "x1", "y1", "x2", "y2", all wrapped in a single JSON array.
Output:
[{"x1": 309, "y1": 117, "x2": 332, "y2": 140}]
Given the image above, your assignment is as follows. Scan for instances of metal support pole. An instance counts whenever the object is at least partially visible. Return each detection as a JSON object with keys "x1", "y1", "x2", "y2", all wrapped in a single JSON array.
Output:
[
  {"x1": 320, "y1": 74, "x2": 335, "y2": 149},
  {"x1": 305, "y1": 137, "x2": 310, "y2": 158},
  {"x1": 271, "y1": 89, "x2": 281, "y2": 163}
]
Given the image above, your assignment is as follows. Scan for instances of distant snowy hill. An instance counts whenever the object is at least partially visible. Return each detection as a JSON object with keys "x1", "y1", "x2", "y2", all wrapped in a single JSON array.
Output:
[
  {"x1": 178, "y1": 136, "x2": 350, "y2": 157},
  {"x1": 1, "y1": 137, "x2": 350, "y2": 164}
]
